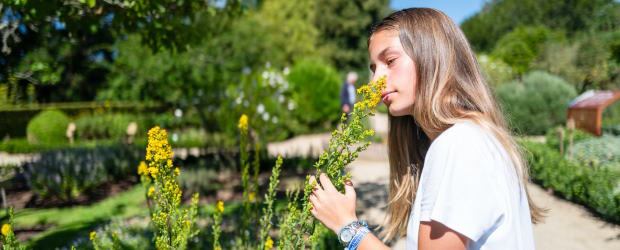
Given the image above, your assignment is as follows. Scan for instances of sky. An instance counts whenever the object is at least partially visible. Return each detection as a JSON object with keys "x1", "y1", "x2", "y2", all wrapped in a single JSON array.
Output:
[{"x1": 390, "y1": 0, "x2": 487, "y2": 25}]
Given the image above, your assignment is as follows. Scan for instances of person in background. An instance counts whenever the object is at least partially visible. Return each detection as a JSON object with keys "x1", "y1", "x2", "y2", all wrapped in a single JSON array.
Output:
[{"x1": 341, "y1": 71, "x2": 358, "y2": 123}]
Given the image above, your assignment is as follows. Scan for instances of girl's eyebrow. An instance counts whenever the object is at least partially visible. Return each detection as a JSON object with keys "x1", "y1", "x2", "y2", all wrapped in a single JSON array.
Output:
[{"x1": 378, "y1": 46, "x2": 397, "y2": 59}]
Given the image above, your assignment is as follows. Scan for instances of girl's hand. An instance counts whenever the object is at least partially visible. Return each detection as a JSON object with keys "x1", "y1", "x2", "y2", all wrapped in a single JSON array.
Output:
[{"x1": 309, "y1": 173, "x2": 358, "y2": 233}]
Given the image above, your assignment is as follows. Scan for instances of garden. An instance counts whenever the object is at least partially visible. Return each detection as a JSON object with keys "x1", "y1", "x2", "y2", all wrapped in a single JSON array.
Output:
[{"x1": 1, "y1": 0, "x2": 620, "y2": 249}]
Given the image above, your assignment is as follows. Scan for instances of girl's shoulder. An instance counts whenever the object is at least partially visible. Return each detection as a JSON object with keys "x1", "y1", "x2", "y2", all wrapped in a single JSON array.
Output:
[{"x1": 428, "y1": 120, "x2": 490, "y2": 153}]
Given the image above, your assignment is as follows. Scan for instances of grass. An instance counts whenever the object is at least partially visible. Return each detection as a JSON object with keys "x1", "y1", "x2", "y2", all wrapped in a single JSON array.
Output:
[{"x1": 0, "y1": 185, "x2": 147, "y2": 249}]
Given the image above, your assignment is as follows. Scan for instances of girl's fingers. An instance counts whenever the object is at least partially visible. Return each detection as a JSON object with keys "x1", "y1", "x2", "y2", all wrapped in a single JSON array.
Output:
[
  {"x1": 344, "y1": 180, "x2": 356, "y2": 200},
  {"x1": 319, "y1": 173, "x2": 337, "y2": 192},
  {"x1": 309, "y1": 175, "x2": 322, "y2": 191}
]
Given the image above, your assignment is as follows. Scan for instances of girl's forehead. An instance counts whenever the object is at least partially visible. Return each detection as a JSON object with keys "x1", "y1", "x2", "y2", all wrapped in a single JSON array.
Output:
[{"x1": 369, "y1": 30, "x2": 401, "y2": 55}]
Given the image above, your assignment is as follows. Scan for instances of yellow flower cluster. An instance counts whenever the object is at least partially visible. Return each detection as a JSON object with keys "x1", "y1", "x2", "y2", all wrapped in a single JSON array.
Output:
[
  {"x1": 148, "y1": 186, "x2": 155, "y2": 197},
  {"x1": 356, "y1": 76, "x2": 386, "y2": 110},
  {"x1": 146, "y1": 126, "x2": 173, "y2": 168},
  {"x1": 238, "y1": 114, "x2": 248, "y2": 132},
  {"x1": 2, "y1": 223, "x2": 10, "y2": 236},
  {"x1": 217, "y1": 201, "x2": 224, "y2": 213},
  {"x1": 264, "y1": 236, "x2": 274, "y2": 249},
  {"x1": 137, "y1": 161, "x2": 147, "y2": 175},
  {"x1": 89, "y1": 231, "x2": 96, "y2": 241},
  {"x1": 248, "y1": 191, "x2": 256, "y2": 201}
]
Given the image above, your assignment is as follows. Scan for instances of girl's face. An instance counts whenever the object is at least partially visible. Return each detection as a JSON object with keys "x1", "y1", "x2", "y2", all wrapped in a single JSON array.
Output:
[{"x1": 369, "y1": 30, "x2": 417, "y2": 117}]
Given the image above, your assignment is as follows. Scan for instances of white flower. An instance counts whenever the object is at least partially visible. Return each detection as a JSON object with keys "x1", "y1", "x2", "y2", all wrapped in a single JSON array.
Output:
[
  {"x1": 174, "y1": 109, "x2": 183, "y2": 118},
  {"x1": 257, "y1": 103, "x2": 265, "y2": 114},
  {"x1": 262, "y1": 71, "x2": 269, "y2": 79},
  {"x1": 288, "y1": 102, "x2": 295, "y2": 111},
  {"x1": 272, "y1": 116, "x2": 278, "y2": 124},
  {"x1": 278, "y1": 95, "x2": 285, "y2": 103},
  {"x1": 283, "y1": 67, "x2": 290, "y2": 75},
  {"x1": 262, "y1": 112, "x2": 270, "y2": 121}
]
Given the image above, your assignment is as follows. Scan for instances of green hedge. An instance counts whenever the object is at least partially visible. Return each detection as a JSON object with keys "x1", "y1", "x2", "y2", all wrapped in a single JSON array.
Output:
[{"x1": 523, "y1": 141, "x2": 620, "y2": 223}]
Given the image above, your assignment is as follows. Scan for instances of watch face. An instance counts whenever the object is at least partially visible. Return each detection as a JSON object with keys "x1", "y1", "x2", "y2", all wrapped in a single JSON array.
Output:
[{"x1": 341, "y1": 230, "x2": 354, "y2": 242}]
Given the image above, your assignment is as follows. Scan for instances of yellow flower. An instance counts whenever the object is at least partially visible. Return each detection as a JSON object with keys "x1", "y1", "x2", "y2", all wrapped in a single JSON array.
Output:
[
  {"x1": 89, "y1": 231, "x2": 96, "y2": 241},
  {"x1": 217, "y1": 201, "x2": 224, "y2": 213},
  {"x1": 137, "y1": 161, "x2": 147, "y2": 175},
  {"x1": 148, "y1": 186, "x2": 155, "y2": 197},
  {"x1": 174, "y1": 167, "x2": 180, "y2": 176},
  {"x1": 215, "y1": 247, "x2": 222, "y2": 250},
  {"x1": 249, "y1": 191, "x2": 256, "y2": 201},
  {"x1": 148, "y1": 167, "x2": 159, "y2": 178},
  {"x1": 238, "y1": 114, "x2": 248, "y2": 132},
  {"x1": 265, "y1": 236, "x2": 274, "y2": 249},
  {"x1": 1, "y1": 223, "x2": 10, "y2": 236}
]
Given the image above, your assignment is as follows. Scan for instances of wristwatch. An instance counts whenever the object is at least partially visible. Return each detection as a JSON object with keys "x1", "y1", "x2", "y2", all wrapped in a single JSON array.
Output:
[{"x1": 338, "y1": 220, "x2": 368, "y2": 247}]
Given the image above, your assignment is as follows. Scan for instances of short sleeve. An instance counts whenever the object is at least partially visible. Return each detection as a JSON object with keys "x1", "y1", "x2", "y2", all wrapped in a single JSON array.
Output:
[{"x1": 418, "y1": 124, "x2": 505, "y2": 242}]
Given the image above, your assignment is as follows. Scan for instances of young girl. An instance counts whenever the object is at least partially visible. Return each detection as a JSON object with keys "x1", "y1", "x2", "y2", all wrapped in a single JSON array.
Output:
[{"x1": 308, "y1": 8, "x2": 544, "y2": 249}]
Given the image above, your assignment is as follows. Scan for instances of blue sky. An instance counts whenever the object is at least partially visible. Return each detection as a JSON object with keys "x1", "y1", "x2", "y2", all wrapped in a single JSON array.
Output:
[{"x1": 390, "y1": 0, "x2": 487, "y2": 24}]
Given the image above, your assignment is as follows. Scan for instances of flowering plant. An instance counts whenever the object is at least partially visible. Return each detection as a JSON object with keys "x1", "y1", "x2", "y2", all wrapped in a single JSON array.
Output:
[{"x1": 1, "y1": 207, "x2": 23, "y2": 250}]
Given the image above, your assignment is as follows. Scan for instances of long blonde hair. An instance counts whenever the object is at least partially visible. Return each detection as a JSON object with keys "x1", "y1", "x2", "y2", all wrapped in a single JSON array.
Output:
[{"x1": 371, "y1": 8, "x2": 546, "y2": 241}]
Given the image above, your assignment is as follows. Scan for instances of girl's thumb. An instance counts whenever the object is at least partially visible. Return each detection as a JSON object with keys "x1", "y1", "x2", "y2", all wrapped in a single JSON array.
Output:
[{"x1": 344, "y1": 180, "x2": 356, "y2": 199}]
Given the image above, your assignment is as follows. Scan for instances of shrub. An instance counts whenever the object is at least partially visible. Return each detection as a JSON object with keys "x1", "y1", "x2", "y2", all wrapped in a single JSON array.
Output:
[
  {"x1": 496, "y1": 71, "x2": 577, "y2": 135},
  {"x1": 477, "y1": 54, "x2": 516, "y2": 88},
  {"x1": 20, "y1": 145, "x2": 143, "y2": 201},
  {"x1": 544, "y1": 126, "x2": 593, "y2": 151},
  {"x1": 523, "y1": 141, "x2": 620, "y2": 223},
  {"x1": 74, "y1": 113, "x2": 137, "y2": 140},
  {"x1": 26, "y1": 109, "x2": 70, "y2": 144},
  {"x1": 571, "y1": 135, "x2": 620, "y2": 170},
  {"x1": 287, "y1": 58, "x2": 341, "y2": 130}
]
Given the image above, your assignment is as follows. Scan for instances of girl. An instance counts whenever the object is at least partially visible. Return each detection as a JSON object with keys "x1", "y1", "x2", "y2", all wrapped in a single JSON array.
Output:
[{"x1": 308, "y1": 8, "x2": 545, "y2": 250}]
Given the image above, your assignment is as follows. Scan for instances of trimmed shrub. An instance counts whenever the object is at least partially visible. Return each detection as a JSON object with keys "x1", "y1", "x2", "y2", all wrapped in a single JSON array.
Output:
[
  {"x1": 26, "y1": 109, "x2": 70, "y2": 144},
  {"x1": 496, "y1": 71, "x2": 577, "y2": 135}
]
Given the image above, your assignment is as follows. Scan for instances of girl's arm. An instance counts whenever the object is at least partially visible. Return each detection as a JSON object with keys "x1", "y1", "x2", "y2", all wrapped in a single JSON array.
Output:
[{"x1": 309, "y1": 174, "x2": 469, "y2": 250}]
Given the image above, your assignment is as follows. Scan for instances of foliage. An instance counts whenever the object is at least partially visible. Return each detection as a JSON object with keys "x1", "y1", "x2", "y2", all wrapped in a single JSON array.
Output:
[
  {"x1": 287, "y1": 58, "x2": 342, "y2": 130},
  {"x1": 20, "y1": 144, "x2": 143, "y2": 201},
  {"x1": 476, "y1": 54, "x2": 515, "y2": 87},
  {"x1": 26, "y1": 109, "x2": 70, "y2": 144},
  {"x1": 523, "y1": 141, "x2": 620, "y2": 223},
  {"x1": 544, "y1": 126, "x2": 593, "y2": 152},
  {"x1": 461, "y1": 0, "x2": 620, "y2": 52},
  {"x1": 491, "y1": 26, "x2": 562, "y2": 75},
  {"x1": 571, "y1": 135, "x2": 620, "y2": 170},
  {"x1": 134, "y1": 127, "x2": 199, "y2": 250},
  {"x1": 74, "y1": 113, "x2": 138, "y2": 140},
  {"x1": 495, "y1": 71, "x2": 577, "y2": 135},
  {"x1": 312, "y1": 0, "x2": 391, "y2": 71},
  {"x1": 0, "y1": 207, "x2": 24, "y2": 249}
]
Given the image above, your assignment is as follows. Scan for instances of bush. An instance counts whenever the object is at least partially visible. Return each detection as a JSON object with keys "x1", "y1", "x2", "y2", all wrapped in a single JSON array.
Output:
[
  {"x1": 477, "y1": 54, "x2": 516, "y2": 88},
  {"x1": 523, "y1": 141, "x2": 620, "y2": 223},
  {"x1": 496, "y1": 71, "x2": 577, "y2": 135},
  {"x1": 287, "y1": 58, "x2": 341, "y2": 130},
  {"x1": 74, "y1": 113, "x2": 139, "y2": 140},
  {"x1": 26, "y1": 109, "x2": 70, "y2": 144},
  {"x1": 572, "y1": 135, "x2": 620, "y2": 170},
  {"x1": 545, "y1": 126, "x2": 593, "y2": 151},
  {"x1": 20, "y1": 145, "x2": 143, "y2": 201}
]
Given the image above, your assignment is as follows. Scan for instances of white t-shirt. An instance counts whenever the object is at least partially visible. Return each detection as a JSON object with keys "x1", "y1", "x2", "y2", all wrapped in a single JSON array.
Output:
[{"x1": 406, "y1": 121, "x2": 535, "y2": 249}]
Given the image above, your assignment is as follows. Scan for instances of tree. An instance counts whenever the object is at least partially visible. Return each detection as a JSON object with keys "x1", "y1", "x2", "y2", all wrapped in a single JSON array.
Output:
[
  {"x1": 0, "y1": 0, "x2": 241, "y2": 103},
  {"x1": 461, "y1": 0, "x2": 620, "y2": 52},
  {"x1": 313, "y1": 0, "x2": 391, "y2": 71}
]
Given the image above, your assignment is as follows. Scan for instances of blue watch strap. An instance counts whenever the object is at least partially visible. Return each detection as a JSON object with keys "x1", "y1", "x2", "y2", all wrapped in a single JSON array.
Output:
[{"x1": 346, "y1": 226, "x2": 370, "y2": 250}]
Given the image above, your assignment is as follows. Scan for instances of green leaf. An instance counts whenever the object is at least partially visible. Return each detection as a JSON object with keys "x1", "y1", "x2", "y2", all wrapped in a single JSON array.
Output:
[{"x1": 88, "y1": 0, "x2": 96, "y2": 8}]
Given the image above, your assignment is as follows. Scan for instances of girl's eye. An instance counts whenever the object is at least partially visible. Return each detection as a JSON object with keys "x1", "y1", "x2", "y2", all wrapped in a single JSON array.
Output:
[{"x1": 387, "y1": 58, "x2": 396, "y2": 66}]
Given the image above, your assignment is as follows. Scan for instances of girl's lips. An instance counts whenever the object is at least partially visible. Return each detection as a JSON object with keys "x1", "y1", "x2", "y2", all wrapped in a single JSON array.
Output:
[{"x1": 382, "y1": 91, "x2": 395, "y2": 103}]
